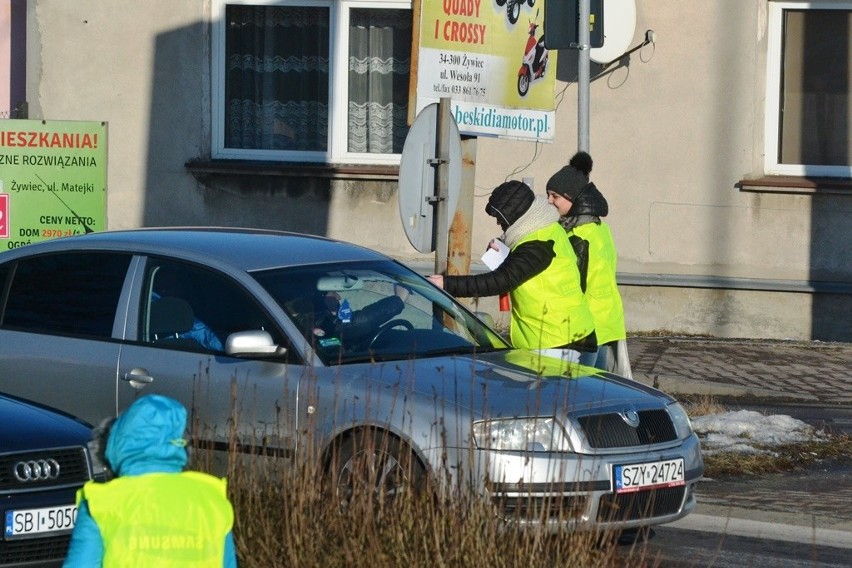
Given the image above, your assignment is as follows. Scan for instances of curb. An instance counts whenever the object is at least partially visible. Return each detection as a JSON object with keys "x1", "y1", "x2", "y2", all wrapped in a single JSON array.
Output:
[{"x1": 669, "y1": 511, "x2": 852, "y2": 548}]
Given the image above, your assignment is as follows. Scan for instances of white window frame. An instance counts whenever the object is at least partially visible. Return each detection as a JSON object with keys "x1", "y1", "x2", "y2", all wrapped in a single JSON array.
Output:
[
  {"x1": 765, "y1": 1, "x2": 852, "y2": 177},
  {"x1": 211, "y1": 0, "x2": 411, "y2": 165}
]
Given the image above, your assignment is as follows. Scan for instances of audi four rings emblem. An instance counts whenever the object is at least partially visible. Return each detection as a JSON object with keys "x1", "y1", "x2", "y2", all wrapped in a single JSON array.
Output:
[{"x1": 13, "y1": 459, "x2": 61, "y2": 482}]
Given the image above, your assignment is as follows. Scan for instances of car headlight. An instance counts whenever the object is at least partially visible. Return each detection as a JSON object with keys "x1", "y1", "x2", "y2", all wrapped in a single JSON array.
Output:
[
  {"x1": 667, "y1": 402, "x2": 694, "y2": 440},
  {"x1": 472, "y1": 417, "x2": 573, "y2": 452}
]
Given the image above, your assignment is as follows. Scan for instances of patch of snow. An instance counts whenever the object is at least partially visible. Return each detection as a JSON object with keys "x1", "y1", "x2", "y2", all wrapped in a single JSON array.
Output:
[{"x1": 692, "y1": 410, "x2": 825, "y2": 455}]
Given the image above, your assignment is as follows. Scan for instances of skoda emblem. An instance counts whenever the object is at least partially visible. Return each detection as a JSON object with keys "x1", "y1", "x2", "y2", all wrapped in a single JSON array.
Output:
[
  {"x1": 619, "y1": 408, "x2": 641, "y2": 428},
  {"x1": 13, "y1": 459, "x2": 61, "y2": 482}
]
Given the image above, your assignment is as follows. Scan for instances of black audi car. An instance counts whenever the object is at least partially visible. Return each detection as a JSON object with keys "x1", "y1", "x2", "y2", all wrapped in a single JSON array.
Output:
[{"x1": 1, "y1": 394, "x2": 94, "y2": 567}]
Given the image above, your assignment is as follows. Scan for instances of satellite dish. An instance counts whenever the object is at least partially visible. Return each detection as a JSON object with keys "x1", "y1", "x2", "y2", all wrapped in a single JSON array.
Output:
[{"x1": 590, "y1": 0, "x2": 637, "y2": 64}]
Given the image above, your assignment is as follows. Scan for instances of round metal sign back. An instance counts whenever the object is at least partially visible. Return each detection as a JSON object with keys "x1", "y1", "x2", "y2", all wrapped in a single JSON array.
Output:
[{"x1": 398, "y1": 103, "x2": 463, "y2": 253}]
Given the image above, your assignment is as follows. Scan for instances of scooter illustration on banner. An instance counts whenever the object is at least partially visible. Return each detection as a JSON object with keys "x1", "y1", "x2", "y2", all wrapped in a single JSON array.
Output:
[
  {"x1": 517, "y1": 10, "x2": 547, "y2": 97},
  {"x1": 495, "y1": 0, "x2": 535, "y2": 25}
]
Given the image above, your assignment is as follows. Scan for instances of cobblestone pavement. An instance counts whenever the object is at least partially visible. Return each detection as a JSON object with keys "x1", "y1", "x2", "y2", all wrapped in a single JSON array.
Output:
[
  {"x1": 627, "y1": 336, "x2": 852, "y2": 405},
  {"x1": 625, "y1": 337, "x2": 852, "y2": 533}
]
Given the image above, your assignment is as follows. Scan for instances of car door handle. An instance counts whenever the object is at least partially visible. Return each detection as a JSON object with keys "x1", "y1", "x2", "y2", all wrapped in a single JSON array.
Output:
[{"x1": 122, "y1": 368, "x2": 154, "y2": 386}]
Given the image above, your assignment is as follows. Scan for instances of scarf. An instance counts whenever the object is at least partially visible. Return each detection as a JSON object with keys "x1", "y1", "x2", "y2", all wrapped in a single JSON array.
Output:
[
  {"x1": 502, "y1": 196, "x2": 560, "y2": 248},
  {"x1": 559, "y1": 214, "x2": 600, "y2": 232}
]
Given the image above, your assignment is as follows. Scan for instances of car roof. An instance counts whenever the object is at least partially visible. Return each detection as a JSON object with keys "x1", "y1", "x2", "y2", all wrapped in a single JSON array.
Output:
[{"x1": 1, "y1": 227, "x2": 391, "y2": 272}]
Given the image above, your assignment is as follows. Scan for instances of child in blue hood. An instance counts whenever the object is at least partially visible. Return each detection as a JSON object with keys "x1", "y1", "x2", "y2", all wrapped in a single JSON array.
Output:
[{"x1": 63, "y1": 395, "x2": 237, "y2": 567}]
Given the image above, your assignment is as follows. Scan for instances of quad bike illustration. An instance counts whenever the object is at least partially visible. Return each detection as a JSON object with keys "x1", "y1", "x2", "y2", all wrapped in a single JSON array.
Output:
[
  {"x1": 517, "y1": 12, "x2": 547, "y2": 97},
  {"x1": 495, "y1": 0, "x2": 535, "y2": 25}
]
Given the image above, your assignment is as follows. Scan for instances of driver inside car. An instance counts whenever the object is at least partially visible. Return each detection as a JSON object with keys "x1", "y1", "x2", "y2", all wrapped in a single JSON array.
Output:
[{"x1": 296, "y1": 284, "x2": 410, "y2": 352}]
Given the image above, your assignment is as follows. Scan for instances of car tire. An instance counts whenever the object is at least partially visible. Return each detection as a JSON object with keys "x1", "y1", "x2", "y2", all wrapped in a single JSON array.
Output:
[{"x1": 327, "y1": 429, "x2": 428, "y2": 514}]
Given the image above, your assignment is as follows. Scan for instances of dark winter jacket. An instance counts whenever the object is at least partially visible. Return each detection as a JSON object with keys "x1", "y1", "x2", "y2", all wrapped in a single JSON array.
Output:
[
  {"x1": 559, "y1": 181, "x2": 610, "y2": 290},
  {"x1": 443, "y1": 239, "x2": 555, "y2": 298}
]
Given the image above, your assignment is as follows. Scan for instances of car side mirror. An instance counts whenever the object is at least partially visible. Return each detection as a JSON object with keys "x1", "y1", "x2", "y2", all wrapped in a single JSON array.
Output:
[{"x1": 225, "y1": 330, "x2": 286, "y2": 357}]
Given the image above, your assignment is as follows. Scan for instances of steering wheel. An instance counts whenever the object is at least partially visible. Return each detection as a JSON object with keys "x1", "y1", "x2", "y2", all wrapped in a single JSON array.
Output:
[{"x1": 368, "y1": 319, "x2": 413, "y2": 349}]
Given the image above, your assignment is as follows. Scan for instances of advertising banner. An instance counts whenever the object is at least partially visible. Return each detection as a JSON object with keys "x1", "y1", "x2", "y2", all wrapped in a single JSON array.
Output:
[
  {"x1": 416, "y1": 0, "x2": 556, "y2": 141},
  {"x1": 0, "y1": 119, "x2": 107, "y2": 249}
]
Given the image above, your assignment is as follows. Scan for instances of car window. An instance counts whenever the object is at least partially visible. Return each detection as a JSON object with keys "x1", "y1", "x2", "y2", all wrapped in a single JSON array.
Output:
[
  {"x1": 1, "y1": 252, "x2": 131, "y2": 338},
  {"x1": 0, "y1": 264, "x2": 9, "y2": 300},
  {"x1": 140, "y1": 258, "x2": 292, "y2": 359},
  {"x1": 253, "y1": 260, "x2": 508, "y2": 364}
]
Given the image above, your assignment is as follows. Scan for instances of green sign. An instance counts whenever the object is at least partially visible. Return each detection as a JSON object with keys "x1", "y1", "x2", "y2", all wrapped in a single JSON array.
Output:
[{"x1": 0, "y1": 119, "x2": 107, "y2": 249}]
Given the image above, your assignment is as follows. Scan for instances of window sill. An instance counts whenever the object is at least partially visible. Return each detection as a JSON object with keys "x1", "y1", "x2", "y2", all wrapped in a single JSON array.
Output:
[
  {"x1": 737, "y1": 176, "x2": 852, "y2": 195},
  {"x1": 185, "y1": 159, "x2": 399, "y2": 181}
]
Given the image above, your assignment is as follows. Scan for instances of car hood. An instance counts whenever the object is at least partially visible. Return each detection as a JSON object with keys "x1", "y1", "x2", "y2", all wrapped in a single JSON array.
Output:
[
  {"x1": 353, "y1": 348, "x2": 673, "y2": 419},
  {"x1": 0, "y1": 395, "x2": 93, "y2": 452}
]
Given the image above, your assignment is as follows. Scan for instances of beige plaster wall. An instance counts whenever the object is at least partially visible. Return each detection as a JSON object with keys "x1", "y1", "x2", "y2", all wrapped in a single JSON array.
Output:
[
  {"x1": 473, "y1": 0, "x2": 805, "y2": 280},
  {"x1": 24, "y1": 0, "x2": 852, "y2": 341}
]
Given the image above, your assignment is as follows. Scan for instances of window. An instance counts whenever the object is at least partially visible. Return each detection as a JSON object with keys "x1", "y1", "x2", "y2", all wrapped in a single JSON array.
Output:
[
  {"x1": 141, "y1": 259, "x2": 293, "y2": 359},
  {"x1": 212, "y1": 0, "x2": 412, "y2": 165},
  {"x1": 2, "y1": 253, "x2": 131, "y2": 338},
  {"x1": 766, "y1": 2, "x2": 852, "y2": 177}
]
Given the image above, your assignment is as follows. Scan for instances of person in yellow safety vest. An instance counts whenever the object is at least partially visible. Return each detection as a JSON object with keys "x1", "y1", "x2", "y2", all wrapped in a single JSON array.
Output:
[
  {"x1": 428, "y1": 180, "x2": 597, "y2": 363},
  {"x1": 546, "y1": 151, "x2": 633, "y2": 379},
  {"x1": 62, "y1": 394, "x2": 237, "y2": 567}
]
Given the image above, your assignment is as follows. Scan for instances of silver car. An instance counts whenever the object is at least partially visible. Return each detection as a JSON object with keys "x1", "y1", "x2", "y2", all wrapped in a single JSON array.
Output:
[{"x1": 0, "y1": 228, "x2": 702, "y2": 531}]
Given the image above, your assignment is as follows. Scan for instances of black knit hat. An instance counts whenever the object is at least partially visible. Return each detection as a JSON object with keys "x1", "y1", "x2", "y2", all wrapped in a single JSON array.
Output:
[
  {"x1": 569, "y1": 151, "x2": 593, "y2": 176},
  {"x1": 485, "y1": 180, "x2": 535, "y2": 231},
  {"x1": 546, "y1": 151, "x2": 594, "y2": 201},
  {"x1": 546, "y1": 165, "x2": 588, "y2": 202}
]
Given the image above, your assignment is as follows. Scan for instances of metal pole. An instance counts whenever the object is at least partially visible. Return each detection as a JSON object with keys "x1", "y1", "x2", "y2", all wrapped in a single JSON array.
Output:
[
  {"x1": 447, "y1": 136, "x2": 475, "y2": 278},
  {"x1": 578, "y1": 0, "x2": 590, "y2": 153},
  {"x1": 434, "y1": 97, "x2": 451, "y2": 275}
]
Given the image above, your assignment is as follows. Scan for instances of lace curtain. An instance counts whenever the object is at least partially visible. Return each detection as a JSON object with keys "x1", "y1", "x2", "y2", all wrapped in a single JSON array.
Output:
[
  {"x1": 225, "y1": 5, "x2": 330, "y2": 152},
  {"x1": 348, "y1": 9, "x2": 411, "y2": 154},
  {"x1": 224, "y1": 4, "x2": 411, "y2": 156}
]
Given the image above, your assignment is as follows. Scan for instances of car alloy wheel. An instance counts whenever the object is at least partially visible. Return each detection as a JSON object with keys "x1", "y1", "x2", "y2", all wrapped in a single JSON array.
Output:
[{"x1": 329, "y1": 429, "x2": 427, "y2": 516}]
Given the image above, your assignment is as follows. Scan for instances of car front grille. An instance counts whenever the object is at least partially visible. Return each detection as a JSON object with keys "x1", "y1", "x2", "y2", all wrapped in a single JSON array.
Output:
[
  {"x1": 0, "y1": 534, "x2": 71, "y2": 565},
  {"x1": 0, "y1": 447, "x2": 90, "y2": 492},
  {"x1": 578, "y1": 409, "x2": 677, "y2": 448},
  {"x1": 597, "y1": 486, "x2": 685, "y2": 522},
  {"x1": 492, "y1": 493, "x2": 589, "y2": 522}
]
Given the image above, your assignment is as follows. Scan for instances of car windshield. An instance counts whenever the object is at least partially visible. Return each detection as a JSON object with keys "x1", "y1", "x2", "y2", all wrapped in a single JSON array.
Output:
[{"x1": 253, "y1": 260, "x2": 509, "y2": 364}]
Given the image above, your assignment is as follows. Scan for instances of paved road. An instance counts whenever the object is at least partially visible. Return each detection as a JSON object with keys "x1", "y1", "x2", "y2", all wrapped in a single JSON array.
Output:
[{"x1": 626, "y1": 336, "x2": 852, "y2": 536}]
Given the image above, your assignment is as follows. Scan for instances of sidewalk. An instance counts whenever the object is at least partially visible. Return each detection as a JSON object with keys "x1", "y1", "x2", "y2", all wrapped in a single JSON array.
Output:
[
  {"x1": 625, "y1": 336, "x2": 852, "y2": 537},
  {"x1": 627, "y1": 336, "x2": 852, "y2": 405}
]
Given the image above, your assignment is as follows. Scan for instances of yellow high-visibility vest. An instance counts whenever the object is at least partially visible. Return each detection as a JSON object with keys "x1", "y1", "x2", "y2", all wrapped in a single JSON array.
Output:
[
  {"x1": 569, "y1": 222, "x2": 626, "y2": 345},
  {"x1": 510, "y1": 223, "x2": 595, "y2": 349},
  {"x1": 81, "y1": 471, "x2": 233, "y2": 567}
]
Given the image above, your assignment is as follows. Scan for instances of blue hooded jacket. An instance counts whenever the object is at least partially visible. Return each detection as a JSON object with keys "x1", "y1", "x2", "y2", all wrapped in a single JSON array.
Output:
[{"x1": 62, "y1": 395, "x2": 237, "y2": 567}]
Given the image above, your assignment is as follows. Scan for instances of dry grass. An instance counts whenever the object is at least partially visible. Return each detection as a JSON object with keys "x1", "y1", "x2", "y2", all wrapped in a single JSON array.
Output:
[
  {"x1": 189, "y1": 431, "x2": 660, "y2": 568},
  {"x1": 187, "y1": 386, "x2": 852, "y2": 566},
  {"x1": 680, "y1": 395, "x2": 727, "y2": 418},
  {"x1": 186, "y1": 392, "x2": 852, "y2": 567},
  {"x1": 701, "y1": 437, "x2": 852, "y2": 477}
]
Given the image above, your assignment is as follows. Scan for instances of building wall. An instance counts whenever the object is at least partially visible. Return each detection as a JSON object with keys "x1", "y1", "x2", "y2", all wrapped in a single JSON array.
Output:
[{"x1": 22, "y1": 0, "x2": 852, "y2": 341}]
